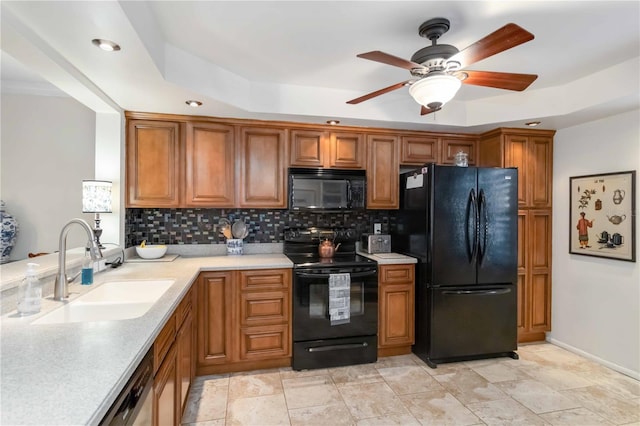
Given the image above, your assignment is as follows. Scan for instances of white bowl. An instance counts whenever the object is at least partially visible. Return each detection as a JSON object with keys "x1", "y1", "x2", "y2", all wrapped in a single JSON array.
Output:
[{"x1": 135, "y1": 245, "x2": 167, "y2": 259}]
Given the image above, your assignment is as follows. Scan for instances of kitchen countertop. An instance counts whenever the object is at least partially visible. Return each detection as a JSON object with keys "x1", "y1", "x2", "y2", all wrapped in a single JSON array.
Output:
[
  {"x1": 0, "y1": 253, "x2": 293, "y2": 426},
  {"x1": 357, "y1": 251, "x2": 418, "y2": 264}
]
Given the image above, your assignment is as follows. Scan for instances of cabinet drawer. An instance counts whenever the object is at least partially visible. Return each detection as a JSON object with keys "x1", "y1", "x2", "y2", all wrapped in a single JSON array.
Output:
[
  {"x1": 239, "y1": 269, "x2": 291, "y2": 291},
  {"x1": 240, "y1": 291, "x2": 289, "y2": 326},
  {"x1": 153, "y1": 314, "x2": 176, "y2": 374},
  {"x1": 380, "y1": 264, "x2": 415, "y2": 284},
  {"x1": 239, "y1": 324, "x2": 290, "y2": 360}
]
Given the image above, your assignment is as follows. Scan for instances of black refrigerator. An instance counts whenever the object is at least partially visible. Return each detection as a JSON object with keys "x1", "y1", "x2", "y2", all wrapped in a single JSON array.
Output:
[{"x1": 392, "y1": 164, "x2": 519, "y2": 368}]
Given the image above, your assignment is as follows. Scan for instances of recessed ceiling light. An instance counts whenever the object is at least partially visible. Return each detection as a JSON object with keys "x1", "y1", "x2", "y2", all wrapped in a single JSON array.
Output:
[
  {"x1": 91, "y1": 39, "x2": 121, "y2": 52},
  {"x1": 525, "y1": 121, "x2": 541, "y2": 127},
  {"x1": 326, "y1": 120, "x2": 340, "y2": 125},
  {"x1": 186, "y1": 100, "x2": 203, "y2": 107}
]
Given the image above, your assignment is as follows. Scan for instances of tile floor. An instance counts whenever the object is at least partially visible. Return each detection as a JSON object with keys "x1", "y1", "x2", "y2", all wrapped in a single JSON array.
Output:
[{"x1": 182, "y1": 343, "x2": 640, "y2": 425}]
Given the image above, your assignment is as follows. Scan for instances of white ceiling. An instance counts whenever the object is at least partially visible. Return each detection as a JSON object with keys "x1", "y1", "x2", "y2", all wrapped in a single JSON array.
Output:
[{"x1": 2, "y1": 1, "x2": 639, "y2": 133}]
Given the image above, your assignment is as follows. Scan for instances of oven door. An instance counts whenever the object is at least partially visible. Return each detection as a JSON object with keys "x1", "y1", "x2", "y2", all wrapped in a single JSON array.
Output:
[{"x1": 293, "y1": 266, "x2": 378, "y2": 342}]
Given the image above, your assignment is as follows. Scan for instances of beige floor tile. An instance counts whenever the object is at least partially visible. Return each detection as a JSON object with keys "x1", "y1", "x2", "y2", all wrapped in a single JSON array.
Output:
[
  {"x1": 355, "y1": 413, "x2": 421, "y2": 425},
  {"x1": 561, "y1": 385, "x2": 640, "y2": 425},
  {"x1": 495, "y1": 379, "x2": 581, "y2": 414},
  {"x1": 373, "y1": 354, "x2": 419, "y2": 369},
  {"x1": 512, "y1": 364, "x2": 594, "y2": 391},
  {"x1": 466, "y1": 398, "x2": 547, "y2": 425},
  {"x1": 400, "y1": 388, "x2": 482, "y2": 425},
  {"x1": 279, "y1": 366, "x2": 331, "y2": 380},
  {"x1": 182, "y1": 376, "x2": 229, "y2": 423},
  {"x1": 337, "y1": 381, "x2": 410, "y2": 420},
  {"x1": 471, "y1": 362, "x2": 533, "y2": 383},
  {"x1": 538, "y1": 407, "x2": 613, "y2": 425},
  {"x1": 329, "y1": 363, "x2": 384, "y2": 386},
  {"x1": 282, "y1": 374, "x2": 343, "y2": 409},
  {"x1": 226, "y1": 393, "x2": 290, "y2": 426},
  {"x1": 433, "y1": 367, "x2": 509, "y2": 404},
  {"x1": 228, "y1": 371, "x2": 283, "y2": 400},
  {"x1": 288, "y1": 402, "x2": 355, "y2": 426},
  {"x1": 377, "y1": 365, "x2": 444, "y2": 395},
  {"x1": 584, "y1": 368, "x2": 640, "y2": 400},
  {"x1": 182, "y1": 420, "x2": 226, "y2": 426}
]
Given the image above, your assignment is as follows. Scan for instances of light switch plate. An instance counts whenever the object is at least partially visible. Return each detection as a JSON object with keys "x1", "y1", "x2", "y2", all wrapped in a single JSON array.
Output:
[{"x1": 374, "y1": 223, "x2": 382, "y2": 235}]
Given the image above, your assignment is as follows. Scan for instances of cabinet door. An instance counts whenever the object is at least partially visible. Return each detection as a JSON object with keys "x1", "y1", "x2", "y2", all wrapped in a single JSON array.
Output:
[
  {"x1": 516, "y1": 210, "x2": 527, "y2": 335},
  {"x1": 197, "y1": 272, "x2": 235, "y2": 367},
  {"x1": 127, "y1": 120, "x2": 181, "y2": 207},
  {"x1": 289, "y1": 129, "x2": 326, "y2": 167},
  {"x1": 366, "y1": 134, "x2": 399, "y2": 209},
  {"x1": 504, "y1": 135, "x2": 529, "y2": 207},
  {"x1": 400, "y1": 135, "x2": 439, "y2": 165},
  {"x1": 177, "y1": 310, "x2": 193, "y2": 416},
  {"x1": 440, "y1": 137, "x2": 477, "y2": 165},
  {"x1": 378, "y1": 265, "x2": 415, "y2": 349},
  {"x1": 329, "y1": 132, "x2": 365, "y2": 169},
  {"x1": 238, "y1": 127, "x2": 287, "y2": 208},
  {"x1": 529, "y1": 210, "x2": 551, "y2": 332},
  {"x1": 529, "y1": 136, "x2": 553, "y2": 208},
  {"x1": 153, "y1": 344, "x2": 177, "y2": 426},
  {"x1": 185, "y1": 122, "x2": 235, "y2": 207}
]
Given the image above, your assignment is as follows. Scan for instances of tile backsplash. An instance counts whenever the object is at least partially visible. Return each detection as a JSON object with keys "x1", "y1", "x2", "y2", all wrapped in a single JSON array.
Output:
[{"x1": 125, "y1": 208, "x2": 391, "y2": 247}]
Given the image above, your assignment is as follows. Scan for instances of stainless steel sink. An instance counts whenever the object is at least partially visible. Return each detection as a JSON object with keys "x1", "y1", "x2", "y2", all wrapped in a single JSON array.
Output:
[{"x1": 33, "y1": 279, "x2": 175, "y2": 324}]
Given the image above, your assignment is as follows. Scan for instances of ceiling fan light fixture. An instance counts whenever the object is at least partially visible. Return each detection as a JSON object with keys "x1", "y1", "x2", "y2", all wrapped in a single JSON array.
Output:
[{"x1": 409, "y1": 74, "x2": 461, "y2": 108}]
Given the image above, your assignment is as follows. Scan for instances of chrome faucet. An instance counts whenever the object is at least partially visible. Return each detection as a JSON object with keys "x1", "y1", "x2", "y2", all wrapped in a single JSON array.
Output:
[{"x1": 54, "y1": 218, "x2": 103, "y2": 300}]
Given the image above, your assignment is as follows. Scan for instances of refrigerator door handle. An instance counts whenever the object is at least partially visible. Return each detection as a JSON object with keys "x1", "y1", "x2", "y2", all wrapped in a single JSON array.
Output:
[
  {"x1": 442, "y1": 288, "x2": 512, "y2": 296},
  {"x1": 467, "y1": 188, "x2": 479, "y2": 263},
  {"x1": 478, "y1": 189, "x2": 488, "y2": 265}
]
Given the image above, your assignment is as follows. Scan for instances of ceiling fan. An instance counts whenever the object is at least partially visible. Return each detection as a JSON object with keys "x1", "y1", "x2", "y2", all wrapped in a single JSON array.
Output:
[{"x1": 346, "y1": 18, "x2": 538, "y2": 115}]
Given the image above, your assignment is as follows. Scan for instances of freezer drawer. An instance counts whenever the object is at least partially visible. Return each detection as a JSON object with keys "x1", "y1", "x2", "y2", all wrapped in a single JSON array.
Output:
[{"x1": 426, "y1": 285, "x2": 517, "y2": 366}]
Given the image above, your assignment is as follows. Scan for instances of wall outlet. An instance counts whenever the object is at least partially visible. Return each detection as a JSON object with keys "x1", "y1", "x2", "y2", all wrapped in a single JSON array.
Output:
[{"x1": 374, "y1": 223, "x2": 382, "y2": 235}]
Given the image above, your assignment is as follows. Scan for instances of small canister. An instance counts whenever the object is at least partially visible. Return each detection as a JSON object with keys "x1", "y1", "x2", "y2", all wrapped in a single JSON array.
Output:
[
  {"x1": 454, "y1": 151, "x2": 468, "y2": 167},
  {"x1": 226, "y1": 238, "x2": 243, "y2": 255}
]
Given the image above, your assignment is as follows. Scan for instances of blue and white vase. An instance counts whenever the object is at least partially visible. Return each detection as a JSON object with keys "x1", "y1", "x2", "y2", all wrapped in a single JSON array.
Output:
[{"x1": 1, "y1": 200, "x2": 19, "y2": 264}]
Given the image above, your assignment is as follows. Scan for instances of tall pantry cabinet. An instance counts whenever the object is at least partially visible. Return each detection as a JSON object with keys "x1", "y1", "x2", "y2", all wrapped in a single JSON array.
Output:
[{"x1": 478, "y1": 128, "x2": 555, "y2": 343}]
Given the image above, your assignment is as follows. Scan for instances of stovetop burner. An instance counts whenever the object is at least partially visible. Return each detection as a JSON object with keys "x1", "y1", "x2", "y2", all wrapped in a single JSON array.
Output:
[{"x1": 284, "y1": 226, "x2": 376, "y2": 269}]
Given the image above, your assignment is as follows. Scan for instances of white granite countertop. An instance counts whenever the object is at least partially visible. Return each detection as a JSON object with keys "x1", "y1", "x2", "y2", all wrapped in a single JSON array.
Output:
[{"x1": 0, "y1": 253, "x2": 293, "y2": 426}]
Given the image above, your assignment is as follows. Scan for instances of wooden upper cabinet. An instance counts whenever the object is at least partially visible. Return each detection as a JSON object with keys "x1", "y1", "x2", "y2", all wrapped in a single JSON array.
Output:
[
  {"x1": 479, "y1": 129, "x2": 554, "y2": 209},
  {"x1": 529, "y1": 136, "x2": 553, "y2": 208},
  {"x1": 238, "y1": 126, "x2": 287, "y2": 208},
  {"x1": 289, "y1": 130, "x2": 365, "y2": 169},
  {"x1": 126, "y1": 120, "x2": 182, "y2": 207},
  {"x1": 367, "y1": 134, "x2": 399, "y2": 209},
  {"x1": 400, "y1": 135, "x2": 440, "y2": 165},
  {"x1": 329, "y1": 132, "x2": 365, "y2": 169},
  {"x1": 185, "y1": 122, "x2": 235, "y2": 207},
  {"x1": 440, "y1": 137, "x2": 478, "y2": 165},
  {"x1": 289, "y1": 129, "x2": 326, "y2": 168}
]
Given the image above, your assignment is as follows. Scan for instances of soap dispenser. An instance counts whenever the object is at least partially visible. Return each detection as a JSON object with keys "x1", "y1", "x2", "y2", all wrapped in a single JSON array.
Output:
[{"x1": 17, "y1": 263, "x2": 42, "y2": 316}]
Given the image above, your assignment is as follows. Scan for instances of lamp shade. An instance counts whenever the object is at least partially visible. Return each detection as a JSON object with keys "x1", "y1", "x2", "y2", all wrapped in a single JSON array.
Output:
[
  {"x1": 82, "y1": 180, "x2": 112, "y2": 213},
  {"x1": 409, "y1": 74, "x2": 462, "y2": 109}
]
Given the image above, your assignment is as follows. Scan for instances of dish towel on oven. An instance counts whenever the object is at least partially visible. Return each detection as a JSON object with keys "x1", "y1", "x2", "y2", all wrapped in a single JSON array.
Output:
[{"x1": 329, "y1": 273, "x2": 350, "y2": 325}]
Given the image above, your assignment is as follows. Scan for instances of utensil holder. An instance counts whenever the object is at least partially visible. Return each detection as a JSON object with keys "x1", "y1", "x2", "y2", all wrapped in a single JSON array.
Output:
[{"x1": 226, "y1": 238, "x2": 243, "y2": 255}]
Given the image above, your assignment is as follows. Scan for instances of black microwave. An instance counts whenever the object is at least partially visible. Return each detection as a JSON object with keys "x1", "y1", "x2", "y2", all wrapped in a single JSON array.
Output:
[{"x1": 288, "y1": 168, "x2": 366, "y2": 212}]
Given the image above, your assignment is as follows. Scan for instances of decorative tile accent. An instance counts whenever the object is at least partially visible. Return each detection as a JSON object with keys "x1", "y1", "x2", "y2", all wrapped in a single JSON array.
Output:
[{"x1": 125, "y1": 208, "x2": 392, "y2": 247}]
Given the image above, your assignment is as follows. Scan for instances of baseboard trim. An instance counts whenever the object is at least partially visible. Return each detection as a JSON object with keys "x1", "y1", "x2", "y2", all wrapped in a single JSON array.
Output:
[{"x1": 546, "y1": 337, "x2": 640, "y2": 381}]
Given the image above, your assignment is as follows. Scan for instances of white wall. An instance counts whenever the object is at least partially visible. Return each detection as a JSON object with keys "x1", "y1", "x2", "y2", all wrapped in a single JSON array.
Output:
[
  {"x1": 551, "y1": 109, "x2": 640, "y2": 378},
  {"x1": 0, "y1": 93, "x2": 96, "y2": 260}
]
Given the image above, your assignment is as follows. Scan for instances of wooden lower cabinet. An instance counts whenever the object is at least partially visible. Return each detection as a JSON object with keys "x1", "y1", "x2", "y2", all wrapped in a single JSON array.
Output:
[
  {"x1": 196, "y1": 269, "x2": 292, "y2": 375},
  {"x1": 153, "y1": 344, "x2": 177, "y2": 426},
  {"x1": 378, "y1": 264, "x2": 415, "y2": 357},
  {"x1": 152, "y1": 287, "x2": 194, "y2": 426},
  {"x1": 517, "y1": 209, "x2": 552, "y2": 342}
]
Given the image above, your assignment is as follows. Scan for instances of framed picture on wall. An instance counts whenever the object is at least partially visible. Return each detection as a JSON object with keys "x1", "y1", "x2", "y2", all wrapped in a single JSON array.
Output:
[{"x1": 569, "y1": 170, "x2": 636, "y2": 262}]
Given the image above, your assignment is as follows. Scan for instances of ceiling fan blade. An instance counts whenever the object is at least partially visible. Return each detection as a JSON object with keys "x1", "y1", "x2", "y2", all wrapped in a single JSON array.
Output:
[
  {"x1": 357, "y1": 51, "x2": 423, "y2": 70},
  {"x1": 420, "y1": 105, "x2": 441, "y2": 116},
  {"x1": 448, "y1": 23, "x2": 534, "y2": 69},
  {"x1": 346, "y1": 81, "x2": 411, "y2": 104},
  {"x1": 459, "y1": 70, "x2": 538, "y2": 91}
]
